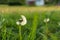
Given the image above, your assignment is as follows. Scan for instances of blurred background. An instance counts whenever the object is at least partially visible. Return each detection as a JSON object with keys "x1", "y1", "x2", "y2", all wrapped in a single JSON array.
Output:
[
  {"x1": 0, "y1": 0, "x2": 60, "y2": 6},
  {"x1": 0, "y1": 0, "x2": 60, "y2": 40}
]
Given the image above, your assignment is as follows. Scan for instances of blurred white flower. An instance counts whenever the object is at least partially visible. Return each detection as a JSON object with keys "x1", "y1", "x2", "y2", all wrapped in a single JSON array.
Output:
[
  {"x1": 44, "y1": 18, "x2": 50, "y2": 23},
  {"x1": 16, "y1": 15, "x2": 27, "y2": 26}
]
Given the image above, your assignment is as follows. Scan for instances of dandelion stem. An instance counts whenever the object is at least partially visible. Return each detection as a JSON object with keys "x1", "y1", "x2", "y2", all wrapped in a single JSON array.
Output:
[
  {"x1": 19, "y1": 26, "x2": 22, "y2": 40},
  {"x1": 43, "y1": 22, "x2": 48, "y2": 40},
  {"x1": 45, "y1": 22, "x2": 49, "y2": 35}
]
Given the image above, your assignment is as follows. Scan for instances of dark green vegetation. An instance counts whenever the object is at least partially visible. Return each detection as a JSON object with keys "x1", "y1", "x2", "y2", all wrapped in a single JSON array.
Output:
[
  {"x1": 0, "y1": 0, "x2": 25, "y2": 5},
  {"x1": 0, "y1": 11, "x2": 60, "y2": 40},
  {"x1": 0, "y1": 0, "x2": 60, "y2": 5}
]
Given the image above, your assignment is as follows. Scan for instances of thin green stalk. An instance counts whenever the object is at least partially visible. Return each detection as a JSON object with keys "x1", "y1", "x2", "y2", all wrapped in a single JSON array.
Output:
[
  {"x1": 28, "y1": 14, "x2": 38, "y2": 40},
  {"x1": 45, "y1": 22, "x2": 49, "y2": 35},
  {"x1": 19, "y1": 26, "x2": 22, "y2": 40},
  {"x1": 43, "y1": 22, "x2": 48, "y2": 40}
]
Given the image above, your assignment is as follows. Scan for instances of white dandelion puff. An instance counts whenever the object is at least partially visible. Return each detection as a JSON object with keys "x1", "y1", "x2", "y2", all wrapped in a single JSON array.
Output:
[
  {"x1": 20, "y1": 15, "x2": 27, "y2": 25},
  {"x1": 44, "y1": 18, "x2": 50, "y2": 23},
  {"x1": 16, "y1": 15, "x2": 27, "y2": 26}
]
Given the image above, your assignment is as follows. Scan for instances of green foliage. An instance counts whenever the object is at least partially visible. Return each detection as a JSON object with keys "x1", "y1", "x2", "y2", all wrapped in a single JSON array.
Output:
[{"x1": 0, "y1": 11, "x2": 60, "y2": 40}]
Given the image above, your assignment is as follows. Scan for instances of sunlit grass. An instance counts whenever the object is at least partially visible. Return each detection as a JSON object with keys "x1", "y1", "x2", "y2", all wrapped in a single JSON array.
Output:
[{"x1": 0, "y1": 5, "x2": 60, "y2": 13}]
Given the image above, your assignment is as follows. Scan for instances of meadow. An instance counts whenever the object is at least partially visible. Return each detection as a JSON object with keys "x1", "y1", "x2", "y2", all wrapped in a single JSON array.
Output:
[{"x1": 0, "y1": 6, "x2": 60, "y2": 40}]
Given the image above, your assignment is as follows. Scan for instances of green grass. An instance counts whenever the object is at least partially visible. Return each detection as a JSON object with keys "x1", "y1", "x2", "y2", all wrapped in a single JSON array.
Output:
[{"x1": 0, "y1": 11, "x2": 60, "y2": 40}]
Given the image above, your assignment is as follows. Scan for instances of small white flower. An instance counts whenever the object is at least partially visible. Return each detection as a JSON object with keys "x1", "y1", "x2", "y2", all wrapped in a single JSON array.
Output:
[
  {"x1": 16, "y1": 15, "x2": 27, "y2": 26},
  {"x1": 44, "y1": 18, "x2": 50, "y2": 23}
]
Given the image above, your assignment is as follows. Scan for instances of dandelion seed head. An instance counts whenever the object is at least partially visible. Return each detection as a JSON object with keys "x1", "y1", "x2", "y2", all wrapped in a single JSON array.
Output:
[
  {"x1": 20, "y1": 15, "x2": 27, "y2": 26},
  {"x1": 16, "y1": 15, "x2": 27, "y2": 26},
  {"x1": 44, "y1": 18, "x2": 50, "y2": 23}
]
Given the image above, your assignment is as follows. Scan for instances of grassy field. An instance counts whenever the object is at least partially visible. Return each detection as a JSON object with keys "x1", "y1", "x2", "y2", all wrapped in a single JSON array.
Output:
[
  {"x1": 0, "y1": 5, "x2": 60, "y2": 13},
  {"x1": 0, "y1": 6, "x2": 60, "y2": 40}
]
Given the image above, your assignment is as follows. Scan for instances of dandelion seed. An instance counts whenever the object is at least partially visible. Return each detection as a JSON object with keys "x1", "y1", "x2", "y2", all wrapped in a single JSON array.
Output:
[
  {"x1": 16, "y1": 15, "x2": 27, "y2": 26},
  {"x1": 44, "y1": 18, "x2": 50, "y2": 23}
]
